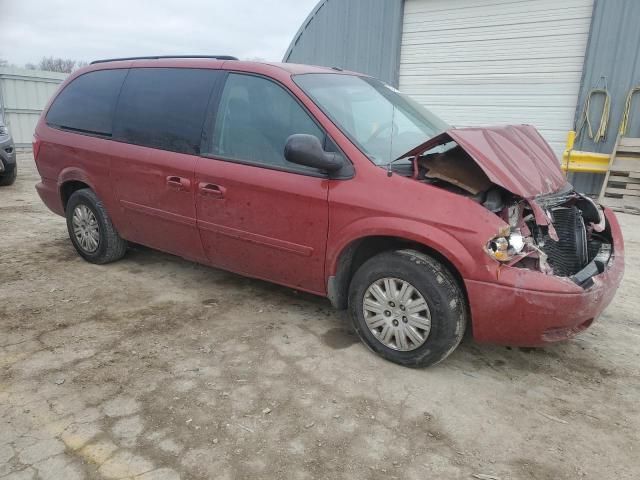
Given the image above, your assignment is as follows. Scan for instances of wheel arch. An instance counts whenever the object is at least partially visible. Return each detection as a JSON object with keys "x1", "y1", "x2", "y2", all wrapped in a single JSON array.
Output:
[
  {"x1": 60, "y1": 180, "x2": 92, "y2": 211},
  {"x1": 327, "y1": 232, "x2": 472, "y2": 311},
  {"x1": 58, "y1": 167, "x2": 97, "y2": 211}
]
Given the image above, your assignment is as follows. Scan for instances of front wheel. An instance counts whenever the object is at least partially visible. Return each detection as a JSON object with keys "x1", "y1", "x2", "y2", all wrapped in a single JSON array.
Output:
[
  {"x1": 348, "y1": 250, "x2": 467, "y2": 368},
  {"x1": 65, "y1": 188, "x2": 127, "y2": 264}
]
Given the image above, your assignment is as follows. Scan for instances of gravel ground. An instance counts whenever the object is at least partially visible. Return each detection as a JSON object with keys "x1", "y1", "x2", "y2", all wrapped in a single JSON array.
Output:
[{"x1": 1, "y1": 153, "x2": 639, "y2": 480}]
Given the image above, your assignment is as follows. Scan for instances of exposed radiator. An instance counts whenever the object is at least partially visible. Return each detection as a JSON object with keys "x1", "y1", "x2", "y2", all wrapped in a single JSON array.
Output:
[{"x1": 542, "y1": 207, "x2": 589, "y2": 277}]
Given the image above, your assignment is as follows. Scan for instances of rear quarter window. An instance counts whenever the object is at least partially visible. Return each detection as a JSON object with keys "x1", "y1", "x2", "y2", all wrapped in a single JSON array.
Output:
[
  {"x1": 113, "y1": 68, "x2": 219, "y2": 155},
  {"x1": 46, "y1": 69, "x2": 127, "y2": 136}
]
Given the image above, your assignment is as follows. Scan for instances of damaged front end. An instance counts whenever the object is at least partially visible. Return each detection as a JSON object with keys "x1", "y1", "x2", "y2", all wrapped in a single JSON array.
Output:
[
  {"x1": 402, "y1": 125, "x2": 614, "y2": 288},
  {"x1": 484, "y1": 189, "x2": 613, "y2": 288}
]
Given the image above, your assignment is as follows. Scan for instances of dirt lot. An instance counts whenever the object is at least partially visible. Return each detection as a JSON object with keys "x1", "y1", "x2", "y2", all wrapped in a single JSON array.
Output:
[{"x1": 1, "y1": 153, "x2": 639, "y2": 480}]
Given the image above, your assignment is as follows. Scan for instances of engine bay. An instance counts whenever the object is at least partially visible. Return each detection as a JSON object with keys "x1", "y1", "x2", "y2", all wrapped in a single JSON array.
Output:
[{"x1": 412, "y1": 143, "x2": 614, "y2": 287}]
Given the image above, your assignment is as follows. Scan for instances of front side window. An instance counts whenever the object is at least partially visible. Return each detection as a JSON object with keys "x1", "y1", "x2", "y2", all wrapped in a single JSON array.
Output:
[
  {"x1": 113, "y1": 68, "x2": 219, "y2": 155},
  {"x1": 46, "y1": 69, "x2": 127, "y2": 136},
  {"x1": 209, "y1": 73, "x2": 325, "y2": 172},
  {"x1": 293, "y1": 74, "x2": 449, "y2": 165}
]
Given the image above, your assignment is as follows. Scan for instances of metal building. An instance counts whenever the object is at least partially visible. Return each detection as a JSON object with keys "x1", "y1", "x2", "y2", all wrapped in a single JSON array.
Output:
[
  {"x1": 284, "y1": 0, "x2": 640, "y2": 194},
  {"x1": 0, "y1": 67, "x2": 67, "y2": 149}
]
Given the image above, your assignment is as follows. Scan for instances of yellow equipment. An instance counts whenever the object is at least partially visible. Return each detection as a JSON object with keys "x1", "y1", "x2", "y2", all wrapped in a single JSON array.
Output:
[
  {"x1": 562, "y1": 77, "x2": 613, "y2": 174},
  {"x1": 561, "y1": 131, "x2": 610, "y2": 174}
]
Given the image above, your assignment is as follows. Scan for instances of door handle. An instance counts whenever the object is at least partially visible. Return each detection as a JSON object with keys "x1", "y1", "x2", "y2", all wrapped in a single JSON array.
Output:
[
  {"x1": 166, "y1": 176, "x2": 191, "y2": 191},
  {"x1": 199, "y1": 182, "x2": 226, "y2": 199}
]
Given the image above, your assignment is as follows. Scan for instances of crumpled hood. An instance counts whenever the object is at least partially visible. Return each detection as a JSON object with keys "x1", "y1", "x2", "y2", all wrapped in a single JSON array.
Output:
[{"x1": 400, "y1": 124, "x2": 568, "y2": 199}]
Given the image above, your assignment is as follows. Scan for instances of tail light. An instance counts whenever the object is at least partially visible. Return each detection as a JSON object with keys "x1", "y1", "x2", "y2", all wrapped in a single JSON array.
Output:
[{"x1": 33, "y1": 134, "x2": 42, "y2": 160}]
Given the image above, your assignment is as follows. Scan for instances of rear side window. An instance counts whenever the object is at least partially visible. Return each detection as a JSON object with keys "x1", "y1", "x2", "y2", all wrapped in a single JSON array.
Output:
[
  {"x1": 113, "y1": 68, "x2": 219, "y2": 155},
  {"x1": 46, "y1": 69, "x2": 127, "y2": 136}
]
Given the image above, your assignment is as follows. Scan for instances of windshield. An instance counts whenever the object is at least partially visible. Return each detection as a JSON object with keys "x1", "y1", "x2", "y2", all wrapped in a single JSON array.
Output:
[{"x1": 293, "y1": 73, "x2": 449, "y2": 165}]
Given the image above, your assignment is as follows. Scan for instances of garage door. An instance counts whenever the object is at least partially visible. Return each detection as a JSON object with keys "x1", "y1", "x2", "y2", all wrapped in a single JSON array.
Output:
[{"x1": 399, "y1": 0, "x2": 593, "y2": 156}]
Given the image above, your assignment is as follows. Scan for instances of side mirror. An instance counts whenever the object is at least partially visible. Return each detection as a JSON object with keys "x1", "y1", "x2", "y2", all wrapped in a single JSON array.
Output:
[{"x1": 284, "y1": 134, "x2": 345, "y2": 172}]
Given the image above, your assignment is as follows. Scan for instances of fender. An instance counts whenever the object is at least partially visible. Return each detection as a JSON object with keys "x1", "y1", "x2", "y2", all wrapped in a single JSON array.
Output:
[
  {"x1": 325, "y1": 216, "x2": 486, "y2": 309},
  {"x1": 327, "y1": 216, "x2": 477, "y2": 280}
]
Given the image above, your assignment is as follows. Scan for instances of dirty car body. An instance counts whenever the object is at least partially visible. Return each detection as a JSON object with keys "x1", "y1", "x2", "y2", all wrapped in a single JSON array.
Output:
[{"x1": 33, "y1": 59, "x2": 624, "y2": 367}]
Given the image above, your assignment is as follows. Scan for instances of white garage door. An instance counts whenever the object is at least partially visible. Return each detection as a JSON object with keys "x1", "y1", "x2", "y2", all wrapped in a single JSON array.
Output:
[{"x1": 399, "y1": 0, "x2": 593, "y2": 156}]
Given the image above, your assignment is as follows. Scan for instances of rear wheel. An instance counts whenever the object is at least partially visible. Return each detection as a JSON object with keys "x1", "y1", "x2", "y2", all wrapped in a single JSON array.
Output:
[
  {"x1": 348, "y1": 250, "x2": 467, "y2": 367},
  {"x1": 0, "y1": 164, "x2": 17, "y2": 186},
  {"x1": 65, "y1": 188, "x2": 127, "y2": 264}
]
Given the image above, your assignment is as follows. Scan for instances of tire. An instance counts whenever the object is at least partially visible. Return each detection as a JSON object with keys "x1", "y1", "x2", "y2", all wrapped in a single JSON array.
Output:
[
  {"x1": 348, "y1": 249, "x2": 467, "y2": 368},
  {"x1": 65, "y1": 188, "x2": 127, "y2": 264},
  {"x1": 0, "y1": 164, "x2": 17, "y2": 186}
]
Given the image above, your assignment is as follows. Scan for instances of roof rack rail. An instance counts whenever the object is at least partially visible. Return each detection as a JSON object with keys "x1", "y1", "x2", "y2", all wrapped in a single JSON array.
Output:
[{"x1": 90, "y1": 55, "x2": 238, "y2": 65}]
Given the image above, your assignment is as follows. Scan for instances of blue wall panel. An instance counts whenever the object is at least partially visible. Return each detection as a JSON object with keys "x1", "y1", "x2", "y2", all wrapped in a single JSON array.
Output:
[{"x1": 284, "y1": 0, "x2": 404, "y2": 87}]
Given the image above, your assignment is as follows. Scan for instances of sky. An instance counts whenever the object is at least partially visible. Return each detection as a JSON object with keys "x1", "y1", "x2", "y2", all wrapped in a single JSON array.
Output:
[{"x1": 0, "y1": 0, "x2": 319, "y2": 66}]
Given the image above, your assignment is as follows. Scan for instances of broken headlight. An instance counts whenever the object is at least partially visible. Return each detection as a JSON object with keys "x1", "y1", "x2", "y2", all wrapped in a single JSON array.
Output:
[{"x1": 487, "y1": 230, "x2": 525, "y2": 262}]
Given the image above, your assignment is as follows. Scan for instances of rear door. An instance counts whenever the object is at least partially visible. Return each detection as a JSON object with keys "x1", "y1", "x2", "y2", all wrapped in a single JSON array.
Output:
[
  {"x1": 111, "y1": 67, "x2": 221, "y2": 260},
  {"x1": 195, "y1": 73, "x2": 330, "y2": 293}
]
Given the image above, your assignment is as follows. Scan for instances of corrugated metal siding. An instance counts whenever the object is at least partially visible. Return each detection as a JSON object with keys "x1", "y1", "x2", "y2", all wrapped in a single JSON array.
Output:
[
  {"x1": 569, "y1": 0, "x2": 640, "y2": 194},
  {"x1": 283, "y1": 0, "x2": 404, "y2": 87},
  {"x1": 0, "y1": 67, "x2": 67, "y2": 148},
  {"x1": 399, "y1": 0, "x2": 593, "y2": 156}
]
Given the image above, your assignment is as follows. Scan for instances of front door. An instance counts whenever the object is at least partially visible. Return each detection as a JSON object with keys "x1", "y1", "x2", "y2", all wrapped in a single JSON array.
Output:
[{"x1": 195, "y1": 73, "x2": 330, "y2": 293}]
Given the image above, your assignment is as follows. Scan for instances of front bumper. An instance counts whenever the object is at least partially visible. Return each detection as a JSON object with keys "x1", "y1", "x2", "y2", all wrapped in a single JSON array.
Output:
[{"x1": 467, "y1": 208, "x2": 625, "y2": 346}]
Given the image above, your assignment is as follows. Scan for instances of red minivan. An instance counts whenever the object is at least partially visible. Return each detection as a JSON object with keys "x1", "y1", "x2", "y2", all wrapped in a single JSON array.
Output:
[{"x1": 34, "y1": 56, "x2": 624, "y2": 367}]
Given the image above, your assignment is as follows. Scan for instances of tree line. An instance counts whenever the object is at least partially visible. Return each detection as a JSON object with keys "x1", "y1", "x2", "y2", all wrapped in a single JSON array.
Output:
[{"x1": 0, "y1": 57, "x2": 88, "y2": 73}]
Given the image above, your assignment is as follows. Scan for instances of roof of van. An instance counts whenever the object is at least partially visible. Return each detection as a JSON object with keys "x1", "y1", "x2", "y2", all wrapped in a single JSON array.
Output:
[{"x1": 86, "y1": 56, "x2": 357, "y2": 76}]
